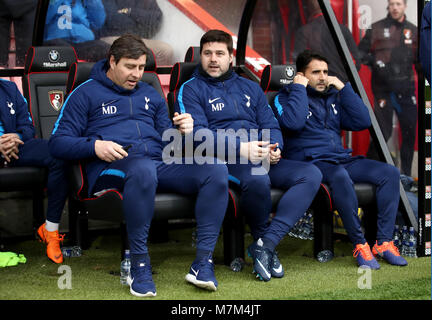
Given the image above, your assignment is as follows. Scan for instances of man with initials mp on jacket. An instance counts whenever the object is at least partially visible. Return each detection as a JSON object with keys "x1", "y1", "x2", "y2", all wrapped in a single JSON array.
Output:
[
  {"x1": 49, "y1": 34, "x2": 229, "y2": 297},
  {"x1": 273, "y1": 49, "x2": 408, "y2": 269},
  {"x1": 174, "y1": 29, "x2": 322, "y2": 282}
]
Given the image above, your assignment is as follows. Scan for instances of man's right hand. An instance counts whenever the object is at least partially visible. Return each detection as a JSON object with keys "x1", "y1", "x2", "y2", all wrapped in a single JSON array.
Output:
[
  {"x1": 294, "y1": 72, "x2": 309, "y2": 87},
  {"x1": 239, "y1": 141, "x2": 270, "y2": 163},
  {"x1": 95, "y1": 140, "x2": 128, "y2": 162}
]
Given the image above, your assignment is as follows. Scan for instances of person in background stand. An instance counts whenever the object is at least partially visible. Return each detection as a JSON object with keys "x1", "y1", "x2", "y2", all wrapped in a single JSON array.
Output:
[
  {"x1": 44, "y1": 0, "x2": 110, "y2": 62},
  {"x1": 96, "y1": 0, "x2": 174, "y2": 66},
  {"x1": 0, "y1": 0, "x2": 37, "y2": 67},
  {"x1": 292, "y1": 0, "x2": 361, "y2": 84},
  {"x1": 419, "y1": 1, "x2": 431, "y2": 84},
  {"x1": 0, "y1": 78, "x2": 69, "y2": 264},
  {"x1": 358, "y1": 0, "x2": 419, "y2": 177}
]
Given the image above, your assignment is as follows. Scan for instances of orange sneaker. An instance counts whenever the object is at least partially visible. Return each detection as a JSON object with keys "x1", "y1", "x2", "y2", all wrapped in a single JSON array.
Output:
[
  {"x1": 353, "y1": 243, "x2": 380, "y2": 269},
  {"x1": 372, "y1": 241, "x2": 408, "y2": 266},
  {"x1": 37, "y1": 223, "x2": 65, "y2": 264}
]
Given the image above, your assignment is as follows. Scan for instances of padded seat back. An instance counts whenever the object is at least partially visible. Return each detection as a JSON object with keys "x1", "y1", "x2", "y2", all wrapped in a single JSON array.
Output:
[
  {"x1": 259, "y1": 64, "x2": 296, "y2": 107},
  {"x1": 141, "y1": 50, "x2": 165, "y2": 100},
  {"x1": 66, "y1": 62, "x2": 95, "y2": 95},
  {"x1": 23, "y1": 46, "x2": 78, "y2": 139},
  {"x1": 167, "y1": 62, "x2": 197, "y2": 118},
  {"x1": 184, "y1": 46, "x2": 200, "y2": 63}
]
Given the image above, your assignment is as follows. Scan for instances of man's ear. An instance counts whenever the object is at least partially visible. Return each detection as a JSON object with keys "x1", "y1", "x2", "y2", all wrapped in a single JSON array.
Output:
[{"x1": 109, "y1": 55, "x2": 116, "y2": 70}]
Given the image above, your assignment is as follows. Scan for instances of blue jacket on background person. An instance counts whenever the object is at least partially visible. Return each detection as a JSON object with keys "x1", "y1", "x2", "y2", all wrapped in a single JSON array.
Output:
[
  {"x1": 274, "y1": 82, "x2": 371, "y2": 162},
  {"x1": 49, "y1": 58, "x2": 171, "y2": 193},
  {"x1": 0, "y1": 79, "x2": 34, "y2": 141},
  {"x1": 175, "y1": 65, "x2": 283, "y2": 159},
  {"x1": 44, "y1": 0, "x2": 106, "y2": 43}
]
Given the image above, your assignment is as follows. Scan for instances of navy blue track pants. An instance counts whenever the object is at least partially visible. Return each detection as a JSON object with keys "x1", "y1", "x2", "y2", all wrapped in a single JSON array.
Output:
[
  {"x1": 227, "y1": 159, "x2": 322, "y2": 246},
  {"x1": 92, "y1": 155, "x2": 229, "y2": 255},
  {"x1": 10, "y1": 138, "x2": 69, "y2": 223},
  {"x1": 314, "y1": 158, "x2": 400, "y2": 245}
]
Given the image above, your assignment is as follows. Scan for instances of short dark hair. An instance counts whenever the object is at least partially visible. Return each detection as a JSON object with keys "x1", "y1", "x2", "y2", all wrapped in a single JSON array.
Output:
[
  {"x1": 388, "y1": 0, "x2": 407, "y2": 4},
  {"x1": 200, "y1": 29, "x2": 233, "y2": 54},
  {"x1": 108, "y1": 34, "x2": 150, "y2": 64},
  {"x1": 296, "y1": 50, "x2": 330, "y2": 73}
]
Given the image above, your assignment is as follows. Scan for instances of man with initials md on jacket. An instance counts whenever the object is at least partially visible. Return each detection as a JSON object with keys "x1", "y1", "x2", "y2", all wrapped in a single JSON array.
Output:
[{"x1": 49, "y1": 34, "x2": 229, "y2": 297}]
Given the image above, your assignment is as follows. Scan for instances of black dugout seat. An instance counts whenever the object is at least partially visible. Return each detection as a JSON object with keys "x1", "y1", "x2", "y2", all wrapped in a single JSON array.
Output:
[
  {"x1": 23, "y1": 46, "x2": 78, "y2": 139},
  {"x1": 22, "y1": 46, "x2": 77, "y2": 230},
  {"x1": 65, "y1": 54, "x2": 240, "y2": 265},
  {"x1": 140, "y1": 50, "x2": 165, "y2": 98},
  {"x1": 167, "y1": 62, "x2": 197, "y2": 117},
  {"x1": 184, "y1": 46, "x2": 201, "y2": 63},
  {"x1": 260, "y1": 64, "x2": 378, "y2": 255}
]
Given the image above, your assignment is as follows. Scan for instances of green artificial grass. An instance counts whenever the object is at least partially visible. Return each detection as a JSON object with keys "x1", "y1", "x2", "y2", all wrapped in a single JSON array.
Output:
[{"x1": 0, "y1": 227, "x2": 430, "y2": 300}]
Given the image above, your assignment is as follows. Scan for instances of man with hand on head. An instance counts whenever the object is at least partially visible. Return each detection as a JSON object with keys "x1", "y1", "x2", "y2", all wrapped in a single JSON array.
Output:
[
  {"x1": 274, "y1": 49, "x2": 408, "y2": 269},
  {"x1": 49, "y1": 34, "x2": 229, "y2": 297}
]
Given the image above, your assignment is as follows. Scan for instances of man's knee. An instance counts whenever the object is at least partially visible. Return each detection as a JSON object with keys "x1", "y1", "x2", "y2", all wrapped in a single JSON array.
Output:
[
  {"x1": 126, "y1": 160, "x2": 158, "y2": 188},
  {"x1": 299, "y1": 163, "x2": 323, "y2": 188},
  {"x1": 194, "y1": 163, "x2": 229, "y2": 188},
  {"x1": 381, "y1": 163, "x2": 400, "y2": 183},
  {"x1": 47, "y1": 156, "x2": 67, "y2": 174},
  {"x1": 241, "y1": 173, "x2": 271, "y2": 194},
  {"x1": 328, "y1": 167, "x2": 353, "y2": 188}
]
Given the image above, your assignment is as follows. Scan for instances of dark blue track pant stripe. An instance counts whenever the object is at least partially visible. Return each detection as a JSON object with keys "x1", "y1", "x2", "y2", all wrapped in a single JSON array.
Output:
[
  {"x1": 11, "y1": 138, "x2": 68, "y2": 223},
  {"x1": 314, "y1": 158, "x2": 400, "y2": 245},
  {"x1": 227, "y1": 159, "x2": 322, "y2": 246},
  {"x1": 92, "y1": 156, "x2": 229, "y2": 255}
]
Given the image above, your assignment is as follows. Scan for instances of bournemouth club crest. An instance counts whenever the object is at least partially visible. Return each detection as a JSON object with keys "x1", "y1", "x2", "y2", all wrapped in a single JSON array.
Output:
[{"x1": 48, "y1": 90, "x2": 64, "y2": 111}]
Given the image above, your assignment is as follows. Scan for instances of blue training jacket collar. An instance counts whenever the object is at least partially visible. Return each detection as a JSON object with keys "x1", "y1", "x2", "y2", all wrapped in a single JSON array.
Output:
[{"x1": 196, "y1": 64, "x2": 235, "y2": 83}]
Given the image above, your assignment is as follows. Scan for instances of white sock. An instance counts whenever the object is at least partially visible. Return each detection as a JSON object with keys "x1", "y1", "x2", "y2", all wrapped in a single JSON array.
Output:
[{"x1": 45, "y1": 221, "x2": 59, "y2": 232}]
